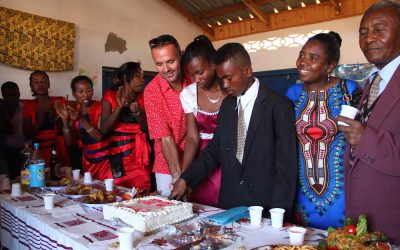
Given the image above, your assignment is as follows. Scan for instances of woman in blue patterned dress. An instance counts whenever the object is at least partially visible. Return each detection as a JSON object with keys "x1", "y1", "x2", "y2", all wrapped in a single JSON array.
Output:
[{"x1": 286, "y1": 31, "x2": 362, "y2": 229}]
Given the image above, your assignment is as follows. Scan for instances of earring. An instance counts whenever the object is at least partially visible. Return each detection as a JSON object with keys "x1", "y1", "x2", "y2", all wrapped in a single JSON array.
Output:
[{"x1": 327, "y1": 72, "x2": 331, "y2": 82}]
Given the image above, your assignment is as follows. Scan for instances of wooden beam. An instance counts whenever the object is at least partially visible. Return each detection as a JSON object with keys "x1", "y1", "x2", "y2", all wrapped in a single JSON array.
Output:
[
  {"x1": 211, "y1": 0, "x2": 379, "y2": 41},
  {"x1": 198, "y1": 0, "x2": 274, "y2": 19},
  {"x1": 162, "y1": 0, "x2": 215, "y2": 37},
  {"x1": 242, "y1": 0, "x2": 269, "y2": 24}
]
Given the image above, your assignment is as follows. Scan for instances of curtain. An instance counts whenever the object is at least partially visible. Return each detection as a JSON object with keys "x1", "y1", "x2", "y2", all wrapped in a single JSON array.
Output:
[{"x1": 0, "y1": 7, "x2": 75, "y2": 71}]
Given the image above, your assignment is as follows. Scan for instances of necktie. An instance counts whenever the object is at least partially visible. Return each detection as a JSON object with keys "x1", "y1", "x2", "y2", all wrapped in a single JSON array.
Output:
[
  {"x1": 367, "y1": 73, "x2": 381, "y2": 109},
  {"x1": 236, "y1": 99, "x2": 246, "y2": 164}
]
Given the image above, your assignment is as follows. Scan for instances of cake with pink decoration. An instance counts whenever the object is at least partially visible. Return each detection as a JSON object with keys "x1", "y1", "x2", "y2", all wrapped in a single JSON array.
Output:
[{"x1": 103, "y1": 196, "x2": 193, "y2": 232}]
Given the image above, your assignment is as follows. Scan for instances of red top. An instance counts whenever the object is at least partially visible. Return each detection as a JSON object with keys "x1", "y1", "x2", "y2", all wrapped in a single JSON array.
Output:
[{"x1": 144, "y1": 74, "x2": 189, "y2": 174}]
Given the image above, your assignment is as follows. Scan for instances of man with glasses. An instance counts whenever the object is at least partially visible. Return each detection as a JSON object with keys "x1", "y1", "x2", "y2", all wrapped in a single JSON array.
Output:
[{"x1": 144, "y1": 34, "x2": 190, "y2": 197}]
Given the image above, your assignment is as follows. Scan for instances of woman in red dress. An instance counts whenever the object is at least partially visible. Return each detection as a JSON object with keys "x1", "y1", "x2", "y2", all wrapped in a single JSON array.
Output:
[
  {"x1": 23, "y1": 71, "x2": 69, "y2": 173},
  {"x1": 100, "y1": 62, "x2": 150, "y2": 189},
  {"x1": 55, "y1": 75, "x2": 112, "y2": 180}
]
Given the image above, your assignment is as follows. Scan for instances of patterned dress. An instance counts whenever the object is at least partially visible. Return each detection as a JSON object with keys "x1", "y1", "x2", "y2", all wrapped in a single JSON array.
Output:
[
  {"x1": 74, "y1": 101, "x2": 112, "y2": 181},
  {"x1": 180, "y1": 83, "x2": 221, "y2": 207},
  {"x1": 102, "y1": 90, "x2": 151, "y2": 189},
  {"x1": 286, "y1": 80, "x2": 358, "y2": 230}
]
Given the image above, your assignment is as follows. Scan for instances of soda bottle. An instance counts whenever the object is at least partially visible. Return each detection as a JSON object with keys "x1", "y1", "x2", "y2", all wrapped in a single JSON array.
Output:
[
  {"x1": 50, "y1": 145, "x2": 61, "y2": 180},
  {"x1": 29, "y1": 143, "x2": 45, "y2": 193},
  {"x1": 20, "y1": 143, "x2": 33, "y2": 191}
]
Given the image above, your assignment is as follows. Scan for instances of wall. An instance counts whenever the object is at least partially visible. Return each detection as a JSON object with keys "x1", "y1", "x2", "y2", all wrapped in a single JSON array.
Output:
[
  {"x1": 0, "y1": 0, "x2": 202, "y2": 100},
  {"x1": 213, "y1": 16, "x2": 367, "y2": 72}
]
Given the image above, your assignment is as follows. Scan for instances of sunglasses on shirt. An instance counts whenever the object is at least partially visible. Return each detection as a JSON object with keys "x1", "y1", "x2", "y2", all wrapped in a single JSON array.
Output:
[{"x1": 148, "y1": 35, "x2": 178, "y2": 49}]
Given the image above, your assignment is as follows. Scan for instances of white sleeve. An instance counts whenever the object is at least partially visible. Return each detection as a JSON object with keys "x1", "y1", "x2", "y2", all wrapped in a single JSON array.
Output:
[{"x1": 180, "y1": 83, "x2": 197, "y2": 116}]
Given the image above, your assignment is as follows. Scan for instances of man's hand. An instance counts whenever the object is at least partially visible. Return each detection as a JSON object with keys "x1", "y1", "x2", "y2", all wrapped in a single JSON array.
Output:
[
  {"x1": 337, "y1": 115, "x2": 365, "y2": 147},
  {"x1": 169, "y1": 178, "x2": 189, "y2": 201}
]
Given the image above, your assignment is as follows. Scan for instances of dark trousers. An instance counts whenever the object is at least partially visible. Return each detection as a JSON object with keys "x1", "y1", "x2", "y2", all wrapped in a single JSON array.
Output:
[{"x1": 3, "y1": 146, "x2": 23, "y2": 180}]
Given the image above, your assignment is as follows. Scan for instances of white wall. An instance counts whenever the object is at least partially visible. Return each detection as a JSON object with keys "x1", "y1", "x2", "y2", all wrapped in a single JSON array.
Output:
[
  {"x1": 213, "y1": 16, "x2": 367, "y2": 72},
  {"x1": 0, "y1": 0, "x2": 202, "y2": 100}
]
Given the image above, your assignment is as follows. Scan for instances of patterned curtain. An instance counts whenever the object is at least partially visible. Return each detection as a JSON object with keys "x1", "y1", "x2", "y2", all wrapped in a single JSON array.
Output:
[{"x1": 0, "y1": 7, "x2": 75, "y2": 71}]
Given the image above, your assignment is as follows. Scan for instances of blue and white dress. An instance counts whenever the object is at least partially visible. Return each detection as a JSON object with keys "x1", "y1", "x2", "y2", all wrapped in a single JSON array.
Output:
[{"x1": 286, "y1": 80, "x2": 358, "y2": 230}]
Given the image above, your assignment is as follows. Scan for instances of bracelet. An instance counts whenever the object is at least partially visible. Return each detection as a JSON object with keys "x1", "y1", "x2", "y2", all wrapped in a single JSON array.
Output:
[
  {"x1": 62, "y1": 127, "x2": 70, "y2": 133},
  {"x1": 86, "y1": 126, "x2": 94, "y2": 133}
]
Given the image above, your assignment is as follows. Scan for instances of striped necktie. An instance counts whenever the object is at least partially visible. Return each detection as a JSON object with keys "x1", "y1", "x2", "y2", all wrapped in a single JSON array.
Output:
[
  {"x1": 367, "y1": 73, "x2": 382, "y2": 109},
  {"x1": 236, "y1": 99, "x2": 246, "y2": 164}
]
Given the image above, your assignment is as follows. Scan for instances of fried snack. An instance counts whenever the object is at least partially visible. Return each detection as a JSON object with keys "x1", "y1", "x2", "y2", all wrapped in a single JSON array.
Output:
[
  {"x1": 272, "y1": 245, "x2": 317, "y2": 250},
  {"x1": 59, "y1": 177, "x2": 73, "y2": 186},
  {"x1": 327, "y1": 229, "x2": 388, "y2": 250},
  {"x1": 82, "y1": 190, "x2": 116, "y2": 204},
  {"x1": 66, "y1": 184, "x2": 93, "y2": 195}
]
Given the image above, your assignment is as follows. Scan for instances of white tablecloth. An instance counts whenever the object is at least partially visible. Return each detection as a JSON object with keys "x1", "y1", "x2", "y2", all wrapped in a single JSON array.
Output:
[{"x1": 0, "y1": 183, "x2": 327, "y2": 250}]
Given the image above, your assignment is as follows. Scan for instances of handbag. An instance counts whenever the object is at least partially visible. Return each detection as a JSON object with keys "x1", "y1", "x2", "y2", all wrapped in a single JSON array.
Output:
[{"x1": 339, "y1": 79, "x2": 362, "y2": 107}]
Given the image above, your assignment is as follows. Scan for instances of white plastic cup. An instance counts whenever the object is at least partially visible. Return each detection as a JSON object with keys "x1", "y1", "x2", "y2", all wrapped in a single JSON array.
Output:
[
  {"x1": 83, "y1": 172, "x2": 92, "y2": 184},
  {"x1": 288, "y1": 226, "x2": 307, "y2": 245},
  {"x1": 43, "y1": 193, "x2": 55, "y2": 209},
  {"x1": 248, "y1": 206, "x2": 264, "y2": 226},
  {"x1": 11, "y1": 183, "x2": 22, "y2": 196},
  {"x1": 72, "y1": 169, "x2": 80, "y2": 181},
  {"x1": 117, "y1": 227, "x2": 135, "y2": 250},
  {"x1": 104, "y1": 179, "x2": 114, "y2": 192},
  {"x1": 1, "y1": 177, "x2": 11, "y2": 191},
  {"x1": 338, "y1": 105, "x2": 358, "y2": 126},
  {"x1": 269, "y1": 208, "x2": 285, "y2": 228}
]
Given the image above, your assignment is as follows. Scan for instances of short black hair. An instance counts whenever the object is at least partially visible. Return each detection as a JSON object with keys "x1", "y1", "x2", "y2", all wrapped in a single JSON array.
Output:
[
  {"x1": 70, "y1": 75, "x2": 93, "y2": 92},
  {"x1": 148, "y1": 34, "x2": 181, "y2": 54},
  {"x1": 308, "y1": 31, "x2": 342, "y2": 65},
  {"x1": 215, "y1": 43, "x2": 251, "y2": 67},
  {"x1": 1, "y1": 81, "x2": 19, "y2": 95},
  {"x1": 364, "y1": 0, "x2": 400, "y2": 23},
  {"x1": 181, "y1": 35, "x2": 216, "y2": 70}
]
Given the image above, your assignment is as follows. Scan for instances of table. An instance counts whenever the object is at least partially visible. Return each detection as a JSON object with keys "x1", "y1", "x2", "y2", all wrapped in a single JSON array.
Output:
[{"x1": 1, "y1": 182, "x2": 327, "y2": 250}]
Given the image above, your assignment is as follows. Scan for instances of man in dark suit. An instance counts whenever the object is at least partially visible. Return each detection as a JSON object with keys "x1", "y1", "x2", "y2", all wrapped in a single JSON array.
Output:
[
  {"x1": 170, "y1": 43, "x2": 297, "y2": 218},
  {"x1": 337, "y1": 0, "x2": 400, "y2": 244}
]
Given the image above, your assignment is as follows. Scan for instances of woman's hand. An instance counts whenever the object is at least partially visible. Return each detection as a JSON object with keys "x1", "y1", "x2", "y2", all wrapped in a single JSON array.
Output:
[
  {"x1": 67, "y1": 105, "x2": 81, "y2": 121},
  {"x1": 54, "y1": 101, "x2": 69, "y2": 121},
  {"x1": 116, "y1": 86, "x2": 129, "y2": 108}
]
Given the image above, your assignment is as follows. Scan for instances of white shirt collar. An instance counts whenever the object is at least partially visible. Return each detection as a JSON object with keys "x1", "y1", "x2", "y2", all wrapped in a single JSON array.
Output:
[
  {"x1": 236, "y1": 78, "x2": 259, "y2": 109},
  {"x1": 367, "y1": 55, "x2": 400, "y2": 94}
]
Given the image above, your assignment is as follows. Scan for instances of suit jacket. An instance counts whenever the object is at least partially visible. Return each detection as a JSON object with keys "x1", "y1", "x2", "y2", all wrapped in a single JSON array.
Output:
[
  {"x1": 182, "y1": 83, "x2": 297, "y2": 219},
  {"x1": 344, "y1": 65, "x2": 400, "y2": 244}
]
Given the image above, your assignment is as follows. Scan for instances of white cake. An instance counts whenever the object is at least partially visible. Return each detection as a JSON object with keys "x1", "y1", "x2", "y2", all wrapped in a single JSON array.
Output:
[{"x1": 103, "y1": 196, "x2": 193, "y2": 232}]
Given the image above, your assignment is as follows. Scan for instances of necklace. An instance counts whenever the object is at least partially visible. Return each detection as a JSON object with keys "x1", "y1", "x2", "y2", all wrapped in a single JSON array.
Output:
[{"x1": 205, "y1": 88, "x2": 221, "y2": 104}]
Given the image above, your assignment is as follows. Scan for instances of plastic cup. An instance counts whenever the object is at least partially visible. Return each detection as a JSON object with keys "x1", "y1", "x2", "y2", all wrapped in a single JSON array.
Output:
[
  {"x1": 104, "y1": 179, "x2": 114, "y2": 192},
  {"x1": 11, "y1": 183, "x2": 22, "y2": 196},
  {"x1": 117, "y1": 227, "x2": 135, "y2": 250},
  {"x1": 1, "y1": 177, "x2": 11, "y2": 191},
  {"x1": 288, "y1": 226, "x2": 307, "y2": 245},
  {"x1": 338, "y1": 105, "x2": 358, "y2": 126},
  {"x1": 72, "y1": 169, "x2": 80, "y2": 181},
  {"x1": 269, "y1": 208, "x2": 285, "y2": 228},
  {"x1": 248, "y1": 206, "x2": 264, "y2": 226},
  {"x1": 43, "y1": 193, "x2": 55, "y2": 209},
  {"x1": 83, "y1": 172, "x2": 92, "y2": 184}
]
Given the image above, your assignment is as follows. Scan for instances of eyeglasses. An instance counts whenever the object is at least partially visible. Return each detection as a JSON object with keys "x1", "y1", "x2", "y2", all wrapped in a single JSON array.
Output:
[{"x1": 148, "y1": 35, "x2": 178, "y2": 49}]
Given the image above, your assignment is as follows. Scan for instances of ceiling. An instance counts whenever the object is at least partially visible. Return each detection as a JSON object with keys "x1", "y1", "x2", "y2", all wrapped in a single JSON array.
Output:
[{"x1": 161, "y1": 0, "x2": 371, "y2": 41}]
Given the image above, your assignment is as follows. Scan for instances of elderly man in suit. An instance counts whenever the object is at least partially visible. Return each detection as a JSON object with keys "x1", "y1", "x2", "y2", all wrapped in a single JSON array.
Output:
[
  {"x1": 337, "y1": 0, "x2": 400, "y2": 244},
  {"x1": 170, "y1": 43, "x2": 297, "y2": 219}
]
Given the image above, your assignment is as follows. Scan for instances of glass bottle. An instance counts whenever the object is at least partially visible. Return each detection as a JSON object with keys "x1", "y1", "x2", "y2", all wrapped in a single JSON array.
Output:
[
  {"x1": 20, "y1": 143, "x2": 33, "y2": 191},
  {"x1": 50, "y1": 145, "x2": 61, "y2": 180}
]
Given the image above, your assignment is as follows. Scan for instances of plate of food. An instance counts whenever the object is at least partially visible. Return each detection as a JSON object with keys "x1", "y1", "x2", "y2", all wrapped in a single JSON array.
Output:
[
  {"x1": 59, "y1": 184, "x2": 94, "y2": 198},
  {"x1": 252, "y1": 245, "x2": 317, "y2": 250},
  {"x1": 319, "y1": 215, "x2": 391, "y2": 250},
  {"x1": 76, "y1": 189, "x2": 121, "y2": 208},
  {"x1": 46, "y1": 177, "x2": 74, "y2": 190}
]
